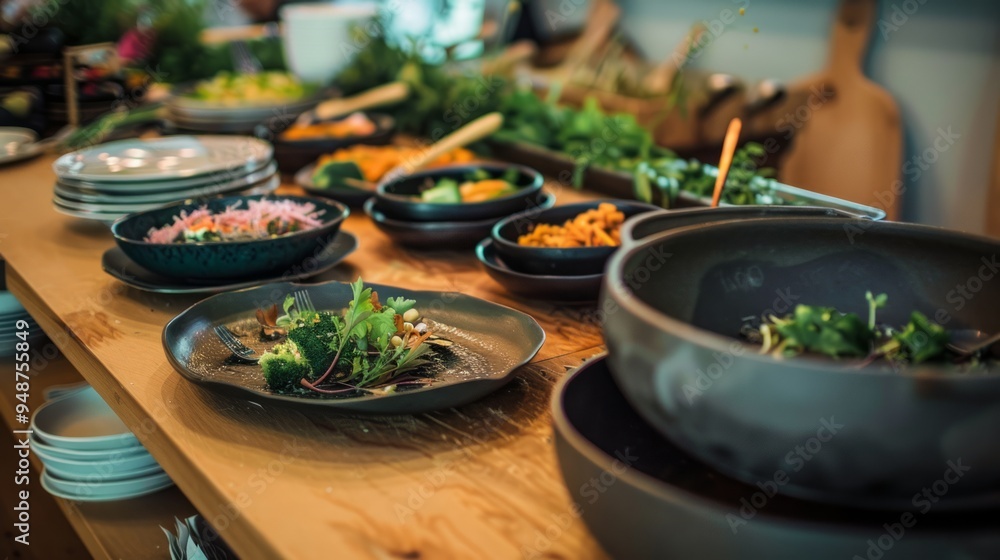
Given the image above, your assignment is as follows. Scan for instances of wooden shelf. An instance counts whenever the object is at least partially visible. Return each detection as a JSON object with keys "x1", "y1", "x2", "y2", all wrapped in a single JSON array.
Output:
[{"x1": 0, "y1": 354, "x2": 198, "y2": 560}]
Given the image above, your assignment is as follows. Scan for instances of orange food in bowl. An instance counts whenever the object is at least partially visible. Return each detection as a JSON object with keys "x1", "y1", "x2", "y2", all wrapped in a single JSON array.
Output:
[
  {"x1": 281, "y1": 113, "x2": 378, "y2": 141},
  {"x1": 314, "y1": 145, "x2": 476, "y2": 183},
  {"x1": 517, "y1": 203, "x2": 625, "y2": 248}
]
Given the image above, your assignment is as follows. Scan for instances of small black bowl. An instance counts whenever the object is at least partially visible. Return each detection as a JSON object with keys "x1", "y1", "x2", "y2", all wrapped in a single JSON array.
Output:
[
  {"x1": 375, "y1": 163, "x2": 544, "y2": 222},
  {"x1": 254, "y1": 112, "x2": 395, "y2": 174},
  {"x1": 476, "y1": 238, "x2": 602, "y2": 303},
  {"x1": 365, "y1": 192, "x2": 555, "y2": 250},
  {"x1": 491, "y1": 199, "x2": 660, "y2": 276},
  {"x1": 294, "y1": 162, "x2": 374, "y2": 208},
  {"x1": 111, "y1": 195, "x2": 349, "y2": 281}
]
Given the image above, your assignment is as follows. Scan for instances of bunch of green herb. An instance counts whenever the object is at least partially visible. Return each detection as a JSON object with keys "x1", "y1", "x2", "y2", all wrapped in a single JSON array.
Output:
[
  {"x1": 259, "y1": 279, "x2": 435, "y2": 395},
  {"x1": 744, "y1": 292, "x2": 959, "y2": 367},
  {"x1": 634, "y1": 142, "x2": 781, "y2": 208}
]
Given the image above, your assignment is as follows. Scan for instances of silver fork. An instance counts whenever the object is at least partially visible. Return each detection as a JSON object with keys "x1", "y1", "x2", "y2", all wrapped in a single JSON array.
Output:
[
  {"x1": 213, "y1": 325, "x2": 259, "y2": 363},
  {"x1": 293, "y1": 290, "x2": 316, "y2": 313}
]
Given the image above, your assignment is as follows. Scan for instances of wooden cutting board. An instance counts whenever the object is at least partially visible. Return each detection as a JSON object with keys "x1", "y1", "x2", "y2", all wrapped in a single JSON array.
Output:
[{"x1": 780, "y1": 0, "x2": 903, "y2": 220}]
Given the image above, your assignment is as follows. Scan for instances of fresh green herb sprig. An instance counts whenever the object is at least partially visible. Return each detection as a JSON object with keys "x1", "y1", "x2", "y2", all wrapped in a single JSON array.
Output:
[
  {"x1": 259, "y1": 279, "x2": 435, "y2": 395},
  {"x1": 746, "y1": 293, "x2": 964, "y2": 368},
  {"x1": 633, "y1": 143, "x2": 780, "y2": 208}
]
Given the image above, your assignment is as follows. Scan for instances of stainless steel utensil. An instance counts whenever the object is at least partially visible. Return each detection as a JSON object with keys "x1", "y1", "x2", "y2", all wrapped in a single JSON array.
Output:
[{"x1": 213, "y1": 325, "x2": 259, "y2": 363}]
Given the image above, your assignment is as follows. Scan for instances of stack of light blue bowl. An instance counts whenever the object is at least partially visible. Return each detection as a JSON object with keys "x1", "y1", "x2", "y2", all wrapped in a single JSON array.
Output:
[
  {"x1": 0, "y1": 291, "x2": 46, "y2": 357},
  {"x1": 31, "y1": 386, "x2": 174, "y2": 501}
]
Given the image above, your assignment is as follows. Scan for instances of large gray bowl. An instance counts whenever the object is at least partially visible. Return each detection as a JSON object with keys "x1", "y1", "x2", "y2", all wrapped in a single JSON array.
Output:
[
  {"x1": 602, "y1": 217, "x2": 1000, "y2": 510},
  {"x1": 553, "y1": 356, "x2": 1000, "y2": 560}
]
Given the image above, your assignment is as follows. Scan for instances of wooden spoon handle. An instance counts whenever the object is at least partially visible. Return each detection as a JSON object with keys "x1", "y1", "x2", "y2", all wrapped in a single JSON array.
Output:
[
  {"x1": 301, "y1": 81, "x2": 410, "y2": 125},
  {"x1": 392, "y1": 112, "x2": 504, "y2": 177},
  {"x1": 481, "y1": 40, "x2": 537, "y2": 75},
  {"x1": 711, "y1": 118, "x2": 743, "y2": 208}
]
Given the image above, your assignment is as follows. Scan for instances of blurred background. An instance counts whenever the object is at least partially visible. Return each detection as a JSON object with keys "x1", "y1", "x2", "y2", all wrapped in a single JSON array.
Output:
[{"x1": 0, "y1": 0, "x2": 997, "y2": 232}]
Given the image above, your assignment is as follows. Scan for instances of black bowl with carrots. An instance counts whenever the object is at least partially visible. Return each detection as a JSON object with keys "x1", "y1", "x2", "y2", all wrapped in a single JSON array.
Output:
[
  {"x1": 374, "y1": 163, "x2": 544, "y2": 223},
  {"x1": 255, "y1": 112, "x2": 395, "y2": 174}
]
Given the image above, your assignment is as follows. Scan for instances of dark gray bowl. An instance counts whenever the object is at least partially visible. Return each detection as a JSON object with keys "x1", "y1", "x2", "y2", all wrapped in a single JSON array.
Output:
[
  {"x1": 111, "y1": 195, "x2": 349, "y2": 281},
  {"x1": 491, "y1": 199, "x2": 660, "y2": 276},
  {"x1": 476, "y1": 238, "x2": 603, "y2": 302},
  {"x1": 602, "y1": 217, "x2": 1000, "y2": 510},
  {"x1": 365, "y1": 192, "x2": 555, "y2": 250},
  {"x1": 254, "y1": 112, "x2": 394, "y2": 174},
  {"x1": 620, "y1": 205, "x2": 864, "y2": 246},
  {"x1": 554, "y1": 356, "x2": 1000, "y2": 560},
  {"x1": 375, "y1": 163, "x2": 544, "y2": 222}
]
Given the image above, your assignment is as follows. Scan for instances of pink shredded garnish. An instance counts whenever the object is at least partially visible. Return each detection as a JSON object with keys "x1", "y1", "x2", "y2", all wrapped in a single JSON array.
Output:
[{"x1": 144, "y1": 199, "x2": 325, "y2": 243}]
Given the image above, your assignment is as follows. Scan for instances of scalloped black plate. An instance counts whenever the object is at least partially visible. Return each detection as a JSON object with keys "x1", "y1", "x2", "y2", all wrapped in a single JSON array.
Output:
[{"x1": 163, "y1": 280, "x2": 545, "y2": 414}]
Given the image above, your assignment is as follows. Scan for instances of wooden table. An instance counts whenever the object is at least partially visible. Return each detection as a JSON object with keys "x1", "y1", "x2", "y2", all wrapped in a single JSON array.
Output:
[{"x1": 0, "y1": 155, "x2": 609, "y2": 559}]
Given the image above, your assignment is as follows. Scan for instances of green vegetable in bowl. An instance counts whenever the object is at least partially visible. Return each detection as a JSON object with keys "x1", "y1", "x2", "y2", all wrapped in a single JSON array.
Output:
[
  {"x1": 190, "y1": 71, "x2": 315, "y2": 105},
  {"x1": 421, "y1": 179, "x2": 462, "y2": 203},
  {"x1": 417, "y1": 170, "x2": 519, "y2": 204},
  {"x1": 742, "y1": 292, "x2": 988, "y2": 369}
]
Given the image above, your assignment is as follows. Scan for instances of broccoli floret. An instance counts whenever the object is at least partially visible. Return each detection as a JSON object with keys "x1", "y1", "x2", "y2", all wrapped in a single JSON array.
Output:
[
  {"x1": 287, "y1": 312, "x2": 340, "y2": 378},
  {"x1": 259, "y1": 342, "x2": 311, "y2": 391}
]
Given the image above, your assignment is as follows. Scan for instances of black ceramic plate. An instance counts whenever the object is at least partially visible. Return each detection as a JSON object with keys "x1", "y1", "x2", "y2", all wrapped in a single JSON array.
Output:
[
  {"x1": 491, "y1": 199, "x2": 660, "y2": 276},
  {"x1": 553, "y1": 356, "x2": 1000, "y2": 560},
  {"x1": 294, "y1": 163, "x2": 374, "y2": 208},
  {"x1": 163, "y1": 281, "x2": 545, "y2": 414},
  {"x1": 255, "y1": 112, "x2": 395, "y2": 174},
  {"x1": 366, "y1": 192, "x2": 556, "y2": 250},
  {"x1": 476, "y1": 238, "x2": 602, "y2": 303},
  {"x1": 375, "y1": 163, "x2": 544, "y2": 222},
  {"x1": 102, "y1": 232, "x2": 357, "y2": 294}
]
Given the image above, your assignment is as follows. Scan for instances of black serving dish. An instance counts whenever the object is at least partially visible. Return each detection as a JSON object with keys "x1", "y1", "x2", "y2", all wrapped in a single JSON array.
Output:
[
  {"x1": 255, "y1": 112, "x2": 394, "y2": 174},
  {"x1": 294, "y1": 162, "x2": 373, "y2": 208},
  {"x1": 620, "y1": 204, "x2": 862, "y2": 245},
  {"x1": 476, "y1": 238, "x2": 602, "y2": 303},
  {"x1": 365, "y1": 192, "x2": 555, "y2": 250},
  {"x1": 163, "y1": 280, "x2": 545, "y2": 414},
  {"x1": 102, "y1": 231, "x2": 357, "y2": 294},
  {"x1": 603, "y1": 217, "x2": 1000, "y2": 510},
  {"x1": 553, "y1": 356, "x2": 1000, "y2": 560},
  {"x1": 375, "y1": 163, "x2": 544, "y2": 222},
  {"x1": 111, "y1": 195, "x2": 348, "y2": 281},
  {"x1": 491, "y1": 199, "x2": 660, "y2": 276},
  {"x1": 486, "y1": 139, "x2": 887, "y2": 219}
]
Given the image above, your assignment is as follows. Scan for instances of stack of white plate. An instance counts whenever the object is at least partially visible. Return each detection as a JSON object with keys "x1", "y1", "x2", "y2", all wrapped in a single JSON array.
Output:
[
  {"x1": 52, "y1": 135, "x2": 279, "y2": 223},
  {"x1": 31, "y1": 386, "x2": 173, "y2": 502},
  {"x1": 166, "y1": 94, "x2": 317, "y2": 134},
  {"x1": 0, "y1": 291, "x2": 45, "y2": 358}
]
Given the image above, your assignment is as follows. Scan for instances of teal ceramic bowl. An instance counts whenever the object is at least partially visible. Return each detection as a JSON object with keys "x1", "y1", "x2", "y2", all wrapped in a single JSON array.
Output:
[
  {"x1": 111, "y1": 195, "x2": 349, "y2": 281},
  {"x1": 30, "y1": 433, "x2": 148, "y2": 462},
  {"x1": 30, "y1": 387, "x2": 140, "y2": 451},
  {"x1": 37, "y1": 450, "x2": 162, "y2": 482},
  {"x1": 41, "y1": 469, "x2": 174, "y2": 502}
]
